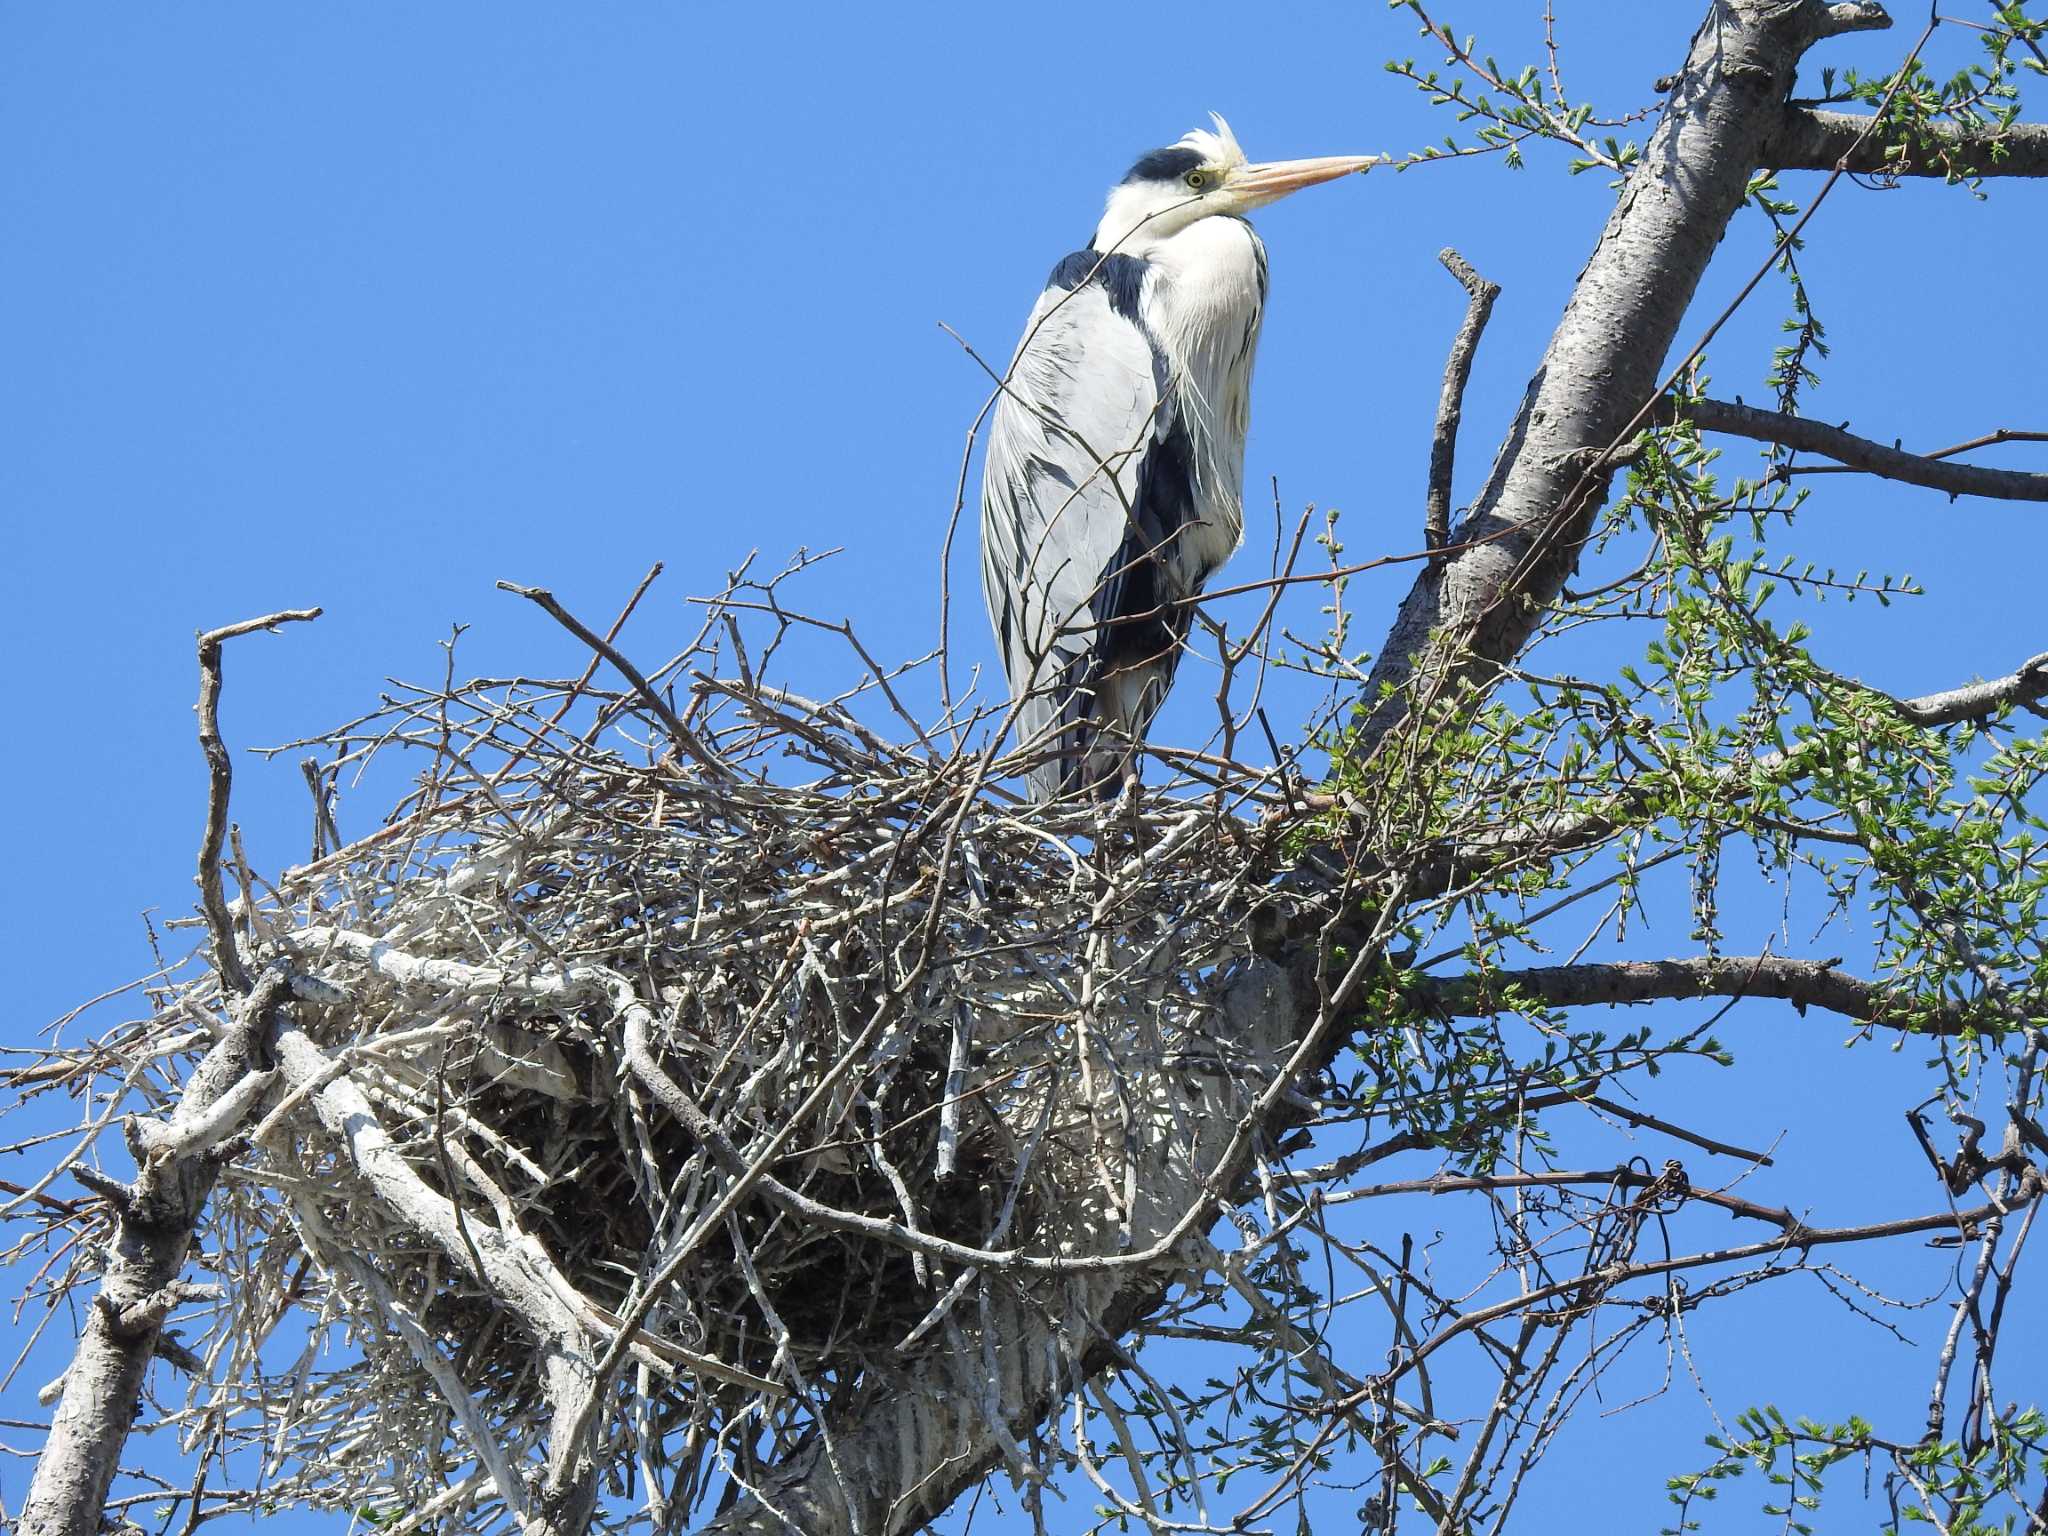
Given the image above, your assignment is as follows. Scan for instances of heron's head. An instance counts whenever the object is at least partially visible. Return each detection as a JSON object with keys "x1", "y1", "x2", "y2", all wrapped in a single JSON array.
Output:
[{"x1": 1091, "y1": 114, "x2": 1375, "y2": 254}]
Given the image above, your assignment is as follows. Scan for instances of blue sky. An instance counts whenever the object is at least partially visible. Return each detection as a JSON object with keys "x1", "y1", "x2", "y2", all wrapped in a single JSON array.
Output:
[{"x1": 4, "y1": 4, "x2": 2044, "y2": 1530}]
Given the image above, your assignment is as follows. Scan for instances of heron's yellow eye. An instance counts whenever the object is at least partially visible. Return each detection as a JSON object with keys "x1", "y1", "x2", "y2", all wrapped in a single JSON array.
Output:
[{"x1": 1185, "y1": 170, "x2": 1207, "y2": 190}]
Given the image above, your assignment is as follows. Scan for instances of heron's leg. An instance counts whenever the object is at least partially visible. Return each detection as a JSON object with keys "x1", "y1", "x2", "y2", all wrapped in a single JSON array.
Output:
[{"x1": 1095, "y1": 760, "x2": 1148, "y2": 856}]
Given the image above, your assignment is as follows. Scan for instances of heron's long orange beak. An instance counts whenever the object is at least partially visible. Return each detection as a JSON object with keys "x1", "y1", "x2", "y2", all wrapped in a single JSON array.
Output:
[{"x1": 1232, "y1": 155, "x2": 1379, "y2": 207}]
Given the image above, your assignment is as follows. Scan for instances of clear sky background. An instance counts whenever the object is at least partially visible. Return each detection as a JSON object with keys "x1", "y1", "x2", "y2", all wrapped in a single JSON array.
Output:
[{"x1": 3, "y1": 4, "x2": 2045, "y2": 1531}]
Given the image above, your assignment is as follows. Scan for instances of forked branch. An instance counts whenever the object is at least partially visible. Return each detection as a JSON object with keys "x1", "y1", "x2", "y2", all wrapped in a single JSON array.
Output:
[{"x1": 195, "y1": 607, "x2": 320, "y2": 993}]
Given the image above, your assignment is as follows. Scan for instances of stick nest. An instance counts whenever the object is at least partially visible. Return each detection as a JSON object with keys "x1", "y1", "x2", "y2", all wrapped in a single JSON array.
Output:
[{"x1": 14, "y1": 562, "x2": 1288, "y2": 1529}]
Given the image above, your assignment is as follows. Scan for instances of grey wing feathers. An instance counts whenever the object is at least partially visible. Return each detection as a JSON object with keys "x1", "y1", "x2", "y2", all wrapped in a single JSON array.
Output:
[{"x1": 981, "y1": 267, "x2": 1166, "y2": 800}]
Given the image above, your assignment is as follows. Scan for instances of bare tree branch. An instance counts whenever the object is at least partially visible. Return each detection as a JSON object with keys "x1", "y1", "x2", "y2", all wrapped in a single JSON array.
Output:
[
  {"x1": 1767, "y1": 108, "x2": 2048, "y2": 177},
  {"x1": 1891, "y1": 649, "x2": 2048, "y2": 726},
  {"x1": 1425, "y1": 248, "x2": 1500, "y2": 559},
  {"x1": 1683, "y1": 397, "x2": 2048, "y2": 501},
  {"x1": 195, "y1": 608, "x2": 321, "y2": 994},
  {"x1": 1338, "y1": 1166, "x2": 1803, "y2": 1230},
  {"x1": 1348, "y1": 1170, "x2": 2048, "y2": 1395},
  {"x1": 1415, "y1": 954, "x2": 2011, "y2": 1036}
]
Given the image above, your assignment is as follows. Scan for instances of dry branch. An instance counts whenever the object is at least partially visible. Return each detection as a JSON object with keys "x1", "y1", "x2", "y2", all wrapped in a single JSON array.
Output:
[
  {"x1": 196, "y1": 608, "x2": 321, "y2": 994},
  {"x1": 1423, "y1": 247, "x2": 1500, "y2": 558}
]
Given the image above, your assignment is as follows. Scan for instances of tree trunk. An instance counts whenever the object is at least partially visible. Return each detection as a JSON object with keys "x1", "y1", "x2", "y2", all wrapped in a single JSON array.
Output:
[
  {"x1": 1352, "y1": 0, "x2": 1887, "y2": 754},
  {"x1": 17, "y1": 972, "x2": 288, "y2": 1536}
]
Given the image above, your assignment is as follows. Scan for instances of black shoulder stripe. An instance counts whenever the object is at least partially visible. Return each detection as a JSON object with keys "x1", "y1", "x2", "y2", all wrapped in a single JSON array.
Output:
[
  {"x1": 1046, "y1": 248, "x2": 1148, "y2": 325},
  {"x1": 1090, "y1": 410, "x2": 1198, "y2": 681}
]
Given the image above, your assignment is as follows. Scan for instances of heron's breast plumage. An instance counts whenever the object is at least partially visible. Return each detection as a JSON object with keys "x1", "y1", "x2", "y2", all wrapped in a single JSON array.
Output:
[{"x1": 1138, "y1": 216, "x2": 1267, "y2": 586}]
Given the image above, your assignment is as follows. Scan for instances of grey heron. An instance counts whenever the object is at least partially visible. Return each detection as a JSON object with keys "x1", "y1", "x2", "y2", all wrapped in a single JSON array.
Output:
[{"x1": 980, "y1": 115, "x2": 1372, "y2": 801}]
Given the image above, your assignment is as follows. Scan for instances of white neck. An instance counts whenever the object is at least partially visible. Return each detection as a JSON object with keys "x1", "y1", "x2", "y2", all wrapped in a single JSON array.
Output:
[{"x1": 1090, "y1": 184, "x2": 1209, "y2": 257}]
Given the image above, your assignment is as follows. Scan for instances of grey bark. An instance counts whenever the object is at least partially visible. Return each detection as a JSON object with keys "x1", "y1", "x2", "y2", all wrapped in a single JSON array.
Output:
[
  {"x1": 1351, "y1": 0, "x2": 1887, "y2": 755},
  {"x1": 1894, "y1": 651, "x2": 2048, "y2": 725},
  {"x1": 1684, "y1": 398, "x2": 2048, "y2": 501},
  {"x1": 1766, "y1": 107, "x2": 2048, "y2": 178},
  {"x1": 1416, "y1": 954, "x2": 2006, "y2": 1035}
]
